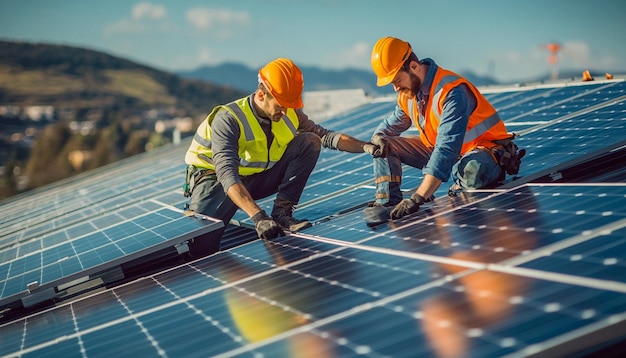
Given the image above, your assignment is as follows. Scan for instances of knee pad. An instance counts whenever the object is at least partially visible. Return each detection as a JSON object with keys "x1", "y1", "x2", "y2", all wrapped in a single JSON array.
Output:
[{"x1": 456, "y1": 159, "x2": 487, "y2": 189}]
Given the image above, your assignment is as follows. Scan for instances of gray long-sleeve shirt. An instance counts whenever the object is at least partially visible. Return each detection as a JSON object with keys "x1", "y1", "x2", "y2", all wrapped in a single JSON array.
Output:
[{"x1": 211, "y1": 94, "x2": 342, "y2": 192}]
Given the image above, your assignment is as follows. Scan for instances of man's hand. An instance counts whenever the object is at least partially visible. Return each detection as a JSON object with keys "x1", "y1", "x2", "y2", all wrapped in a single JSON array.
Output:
[
  {"x1": 363, "y1": 143, "x2": 380, "y2": 157},
  {"x1": 370, "y1": 134, "x2": 388, "y2": 158},
  {"x1": 390, "y1": 193, "x2": 428, "y2": 220},
  {"x1": 251, "y1": 210, "x2": 285, "y2": 240}
]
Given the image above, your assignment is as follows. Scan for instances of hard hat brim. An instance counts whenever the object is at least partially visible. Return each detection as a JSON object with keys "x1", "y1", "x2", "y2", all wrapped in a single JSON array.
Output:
[
  {"x1": 375, "y1": 61, "x2": 403, "y2": 87},
  {"x1": 275, "y1": 96, "x2": 303, "y2": 109},
  {"x1": 376, "y1": 73, "x2": 396, "y2": 87}
]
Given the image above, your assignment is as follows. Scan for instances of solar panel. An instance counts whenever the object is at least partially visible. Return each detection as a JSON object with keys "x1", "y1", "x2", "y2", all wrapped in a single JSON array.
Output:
[
  {"x1": 0, "y1": 206, "x2": 223, "y2": 310},
  {"x1": 1, "y1": 184, "x2": 624, "y2": 357},
  {"x1": 518, "y1": 225, "x2": 626, "y2": 283},
  {"x1": 0, "y1": 144, "x2": 188, "y2": 246},
  {"x1": 1, "y1": 79, "x2": 626, "y2": 357},
  {"x1": 500, "y1": 81, "x2": 626, "y2": 125},
  {"x1": 503, "y1": 99, "x2": 626, "y2": 187}
]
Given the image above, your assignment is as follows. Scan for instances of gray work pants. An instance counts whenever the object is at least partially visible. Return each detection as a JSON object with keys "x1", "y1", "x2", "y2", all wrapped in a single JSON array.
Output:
[{"x1": 189, "y1": 132, "x2": 322, "y2": 226}]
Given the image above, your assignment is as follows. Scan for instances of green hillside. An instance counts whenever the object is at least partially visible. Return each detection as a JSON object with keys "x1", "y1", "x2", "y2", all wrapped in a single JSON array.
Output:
[
  {"x1": 0, "y1": 40, "x2": 245, "y2": 114},
  {"x1": 0, "y1": 40, "x2": 247, "y2": 200}
]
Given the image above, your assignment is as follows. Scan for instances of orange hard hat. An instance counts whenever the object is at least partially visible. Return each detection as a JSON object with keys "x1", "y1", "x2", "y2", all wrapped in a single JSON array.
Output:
[
  {"x1": 371, "y1": 37, "x2": 412, "y2": 86},
  {"x1": 258, "y1": 58, "x2": 304, "y2": 108}
]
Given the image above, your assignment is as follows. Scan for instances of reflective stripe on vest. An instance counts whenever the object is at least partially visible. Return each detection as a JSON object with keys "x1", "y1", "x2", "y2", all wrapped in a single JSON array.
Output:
[
  {"x1": 228, "y1": 102, "x2": 255, "y2": 141},
  {"x1": 193, "y1": 132, "x2": 211, "y2": 148},
  {"x1": 463, "y1": 112, "x2": 503, "y2": 143}
]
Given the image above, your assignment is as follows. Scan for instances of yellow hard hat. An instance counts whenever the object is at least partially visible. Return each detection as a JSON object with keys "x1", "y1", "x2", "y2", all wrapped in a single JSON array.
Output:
[
  {"x1": 258, "y1": 58, "x2": 304, "y2": 108},
  {"x1": 371, "y1": 37, "x2": 412, "y2": 87}
]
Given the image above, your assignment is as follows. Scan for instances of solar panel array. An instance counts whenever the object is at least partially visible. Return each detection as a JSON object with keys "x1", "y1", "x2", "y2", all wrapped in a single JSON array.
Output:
[
  {"x1": 0, "y1": 141, "x2": 223, "y2": 311},
  {"x1": 1, "y1": 78, "x2": 625, "y2": 357}
]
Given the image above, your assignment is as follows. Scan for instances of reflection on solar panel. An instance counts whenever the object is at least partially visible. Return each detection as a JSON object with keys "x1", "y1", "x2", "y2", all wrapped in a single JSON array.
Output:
[
  {"x1": 1, "y1": 78, "x2": 625, "y2": 357},
  {"x1": 1, "y1": 184, "x2": 624, "y2": 357}
]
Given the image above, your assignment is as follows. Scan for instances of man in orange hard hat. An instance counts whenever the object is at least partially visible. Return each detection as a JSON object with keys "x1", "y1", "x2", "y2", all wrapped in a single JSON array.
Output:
[
  {"x1": 184, "y1": 58, "x2": 379, "y2": 254},
  {"x1": 364, "y1": 37, "x2": 524, "y2": 226}
]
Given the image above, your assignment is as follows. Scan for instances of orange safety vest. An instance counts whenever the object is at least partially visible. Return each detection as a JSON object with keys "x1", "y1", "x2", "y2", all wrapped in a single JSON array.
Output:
[{"x1": 398, "y1": 67, "x2": 510, "y2": 154}]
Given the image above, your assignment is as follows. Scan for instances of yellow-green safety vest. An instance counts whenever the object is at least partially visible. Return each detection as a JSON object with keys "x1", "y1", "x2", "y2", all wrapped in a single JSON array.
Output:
[{"x1": 184, "y1": 97, "x2": 299, "y2": 176}]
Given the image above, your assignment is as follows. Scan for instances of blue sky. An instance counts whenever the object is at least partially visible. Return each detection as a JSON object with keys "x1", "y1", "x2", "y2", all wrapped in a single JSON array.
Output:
[{"x1": 1, "y1": 0, "x2": 625, "y2": 84}]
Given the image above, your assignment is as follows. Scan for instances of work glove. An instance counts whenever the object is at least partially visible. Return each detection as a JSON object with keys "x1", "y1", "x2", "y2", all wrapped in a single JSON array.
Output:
[
  {"x1": 370, "y1": 133, "x2": 388, "y2": 158},
  {"x1": 390, "y1": 193, "x2": 429, "y2": 220},
  {"x1": 362, "y1": 142, "x2": 380, "y2": 157},
  {"x1": 251, "y1": 210, "x2": 285, "y2": 240}
]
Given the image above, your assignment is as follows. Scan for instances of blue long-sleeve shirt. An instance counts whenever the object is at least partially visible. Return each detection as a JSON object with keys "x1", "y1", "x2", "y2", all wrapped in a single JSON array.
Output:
[{"x1": 374, "y1": 58, "x2": 477, "y2": 182}]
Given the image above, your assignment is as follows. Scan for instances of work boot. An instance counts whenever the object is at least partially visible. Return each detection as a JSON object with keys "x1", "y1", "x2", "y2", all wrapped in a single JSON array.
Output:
[
  {"x1": 271, "y1": 199, "x2": 312, "y2": 232},
  {"x1": 448, "y1": 183, "x2": 463, "y2": 197},
  {"x1": 363, "y1": 201, "x2": 396, "y2": 227}
]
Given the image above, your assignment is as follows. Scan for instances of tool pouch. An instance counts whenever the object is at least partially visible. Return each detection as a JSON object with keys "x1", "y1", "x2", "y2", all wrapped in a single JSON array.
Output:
[
  {"x1": 183, "y1": 165, "x2": 216, "y2": 198},
  {"x1": 493, "y1": 135, "x2": 526, "y2": 175},
  {"x1": 183, "y1": 165, "x2": 196, "y2": 197}
]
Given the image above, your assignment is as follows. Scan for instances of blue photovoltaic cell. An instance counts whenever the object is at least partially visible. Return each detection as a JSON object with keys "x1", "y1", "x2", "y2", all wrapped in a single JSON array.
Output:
[
  {"x1": 519, "y1": 225, "x2": 626, "y2": 283},
  {"x1": 2, "y1": 200, "x2": 166, "y2": 264},
  {"x1": 345, "y1": 184, "x2": 626, "y2": 264},
  {"x1": 484, "y1": 86, "x2": 554, "y2": 106},
  {"x1": 253, "y1": 273, "x2": 626, "y2": 358},
  {"x1": 2, "y1": 230, "x2": 625, "y2": 357},
  {"x1": 300, "y1": 190, "x2": 498, "y2": 243},
  {"x1": 0, "y1": 171, "x2": 183, "y2": 247},
  {"x1": 510, "y1": 100, "x2": 626, "y2": 184},
  {"x1": 0, "y1": 143, "x2": 187, "y2": 247},
  {"x1": 500, "y1": 81, "x2": 626, "y2": 126},
  {"x1": 0, "y1": 207, "x2": 222, "y2": 304}
]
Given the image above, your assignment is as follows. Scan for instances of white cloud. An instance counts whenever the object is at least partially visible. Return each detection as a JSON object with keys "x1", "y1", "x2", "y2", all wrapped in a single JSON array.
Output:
[
  {"x1": 172, "y1": 46, "x2": 224, "y2": 71},
  {"x1": 196, "y1": 46, "x2": 222, "y2": 65},
  {"x1": 561, "y1": 41, "x2": 590, "y2": 67},
  {"x1": 486, "y1": 41, "x2": 600, "y2": 82},
  {"x1": 104, "y1": 2, "x2": 168, "y2": 37},
  {"x1": 186, "y1": 7, "x2": 250, "y2": 31},
  {"x1": 104, "y1": 18, "x2": 146, "y2": 37},
  {"x1": 596, "y1": 54, "x2": 618, "y2": 69},
  {"x1": 132, "y1": 2, "x2": 167, "y2": 20},
  {"x1": 486, "y1": 48, "x2": 549, "y2": 82},
  {"x1": 502, "y1": 50, "x2": 525, "y2": 64},
  {"x1": 332, "y1": 42, "x2": 371, "y2": 69}
]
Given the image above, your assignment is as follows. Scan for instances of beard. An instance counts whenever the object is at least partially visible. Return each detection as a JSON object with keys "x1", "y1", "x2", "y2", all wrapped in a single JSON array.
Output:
[
  {"x1": 398, "y1": 71, "x2": 422, "y2": 97},
  {"x1": 270, "y1": 112, "x2": 285, "y2": 121},
  {"x1": 408, "y1": 72, "x2": 422, "y2": 97}
]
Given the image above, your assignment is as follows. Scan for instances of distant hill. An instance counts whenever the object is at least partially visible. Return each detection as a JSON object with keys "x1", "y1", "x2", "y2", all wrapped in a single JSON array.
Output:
[
  {"x1": 178, "y1": 62, "x2": 387, "y2": 96},
  {"x1": 0, "y1": 40, "x2": 249, "y2": 199},
  {"x1": 0, "y1": 40, "x2": 246, "y2": 117},
  {"x1": 178, "y1": 62, "x2": 500, "y2": 96}
]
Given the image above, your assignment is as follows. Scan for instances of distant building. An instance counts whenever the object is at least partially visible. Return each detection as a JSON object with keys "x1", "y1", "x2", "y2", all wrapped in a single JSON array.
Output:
[
  {"x1": 69, "y1": 121, "x2": 97, "y2": 135},
  {"x1": 24, "y1": 106, "x2": 54, "y2": 121},
  {"x1": 0, "y1": 105, "x2": 22, "y2": 117}
]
